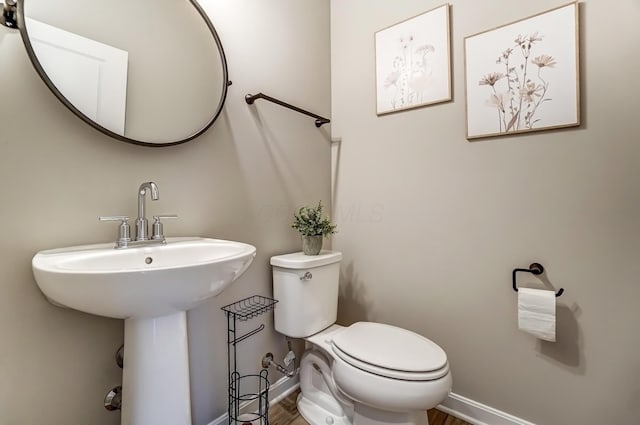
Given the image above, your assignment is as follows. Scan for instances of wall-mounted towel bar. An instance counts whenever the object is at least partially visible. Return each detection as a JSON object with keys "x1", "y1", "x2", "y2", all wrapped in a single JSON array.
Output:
[
  {"x1": 512, "y1": 263, "x2": 564, "y2": 297},
  {"x1": 245, "y1": 93, "x2": 330, "y2": 127}
]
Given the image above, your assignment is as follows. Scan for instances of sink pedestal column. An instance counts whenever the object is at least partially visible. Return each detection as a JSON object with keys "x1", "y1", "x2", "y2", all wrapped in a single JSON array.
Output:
[{"x1": 122, "y1": 311, "x2": 191, "y2": 425}]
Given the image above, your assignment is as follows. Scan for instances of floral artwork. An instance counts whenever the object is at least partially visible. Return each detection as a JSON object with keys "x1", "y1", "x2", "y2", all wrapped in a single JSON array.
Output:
[
  {"x1": 464, "y1": 2, "x2": 579, "y2": 139},
  {"x1": 375, "y1": 4, "x2": 451, "y2": 115}
]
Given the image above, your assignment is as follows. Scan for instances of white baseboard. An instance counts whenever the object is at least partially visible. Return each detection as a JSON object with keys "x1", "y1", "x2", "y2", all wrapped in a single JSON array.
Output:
[
  {"x1": 438, "y1": 393, "x2": 536, "y2": 425},
  {"x1": 208, "y1": 374, "x2": 300, "y2": 425},
  {"x1": 208, "y1": 377, "x2": 536, "y2": 425}
]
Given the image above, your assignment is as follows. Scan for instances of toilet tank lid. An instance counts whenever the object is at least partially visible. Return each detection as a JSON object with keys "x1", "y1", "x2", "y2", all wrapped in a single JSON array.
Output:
[{"x1": 270, "y1": 251, "x2": 342, "y2": 269}]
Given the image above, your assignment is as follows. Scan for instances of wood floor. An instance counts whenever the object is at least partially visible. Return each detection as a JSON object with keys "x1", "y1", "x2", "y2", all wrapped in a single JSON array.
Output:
[{"x1": 269, "y1": 390, "x2": 470, "y2": 425}]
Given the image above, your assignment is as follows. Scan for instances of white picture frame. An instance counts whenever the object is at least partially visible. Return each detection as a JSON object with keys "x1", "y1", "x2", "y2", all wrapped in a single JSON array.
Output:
[
  {"x1": 464, "y1": 2, "x2": 580, "y2": 139},
  {"x1": 375, "y1": 4, "x2": 451, "y2": 115}
]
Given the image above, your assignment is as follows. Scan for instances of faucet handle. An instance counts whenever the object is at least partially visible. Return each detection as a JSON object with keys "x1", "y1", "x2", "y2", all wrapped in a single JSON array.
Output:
[
  {"x1": 99, "y1": 215, "x2": 129, "y2": 222},
  {"x1": 151, "y1": 215, "x2": 177, "y2": 240},
  {"x1": 153, "y1": 214, "x2": 178, "y2": 220},
  {"x1": 99, "y1": 216, "x2": 131, "y2": 248}
]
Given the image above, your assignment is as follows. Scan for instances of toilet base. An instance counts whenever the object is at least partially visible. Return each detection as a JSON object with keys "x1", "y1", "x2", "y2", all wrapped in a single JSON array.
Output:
[
  {"x1": 297, "y1": 347, "x2": 434, "y2": 425},
  {"x1": 298, "y1": 392, "x2": 431, "y2": 425},
  {"x1": 297, "y1": 392, "x2": 351, "y2": 425},
  {"x1": 353, "y1": 404, "x2": 429, "y2": 425},
  {"x1": 297, "y1": 349, "x2": 353, "y2": 425}
]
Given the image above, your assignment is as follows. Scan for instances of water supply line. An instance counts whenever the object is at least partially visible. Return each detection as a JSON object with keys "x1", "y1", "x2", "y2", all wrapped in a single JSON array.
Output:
[
  {"x1": 261, "y1": 339, "x2": 298, "y2": 377},
  {"x1": 261, "y1": 352, "x2": 297, "y2": 378}
]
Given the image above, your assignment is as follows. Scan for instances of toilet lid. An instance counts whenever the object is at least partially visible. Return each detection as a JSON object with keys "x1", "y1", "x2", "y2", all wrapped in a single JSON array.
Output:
[{"x1": 331, "y1": 322, "x2": 448, "y2": 379}]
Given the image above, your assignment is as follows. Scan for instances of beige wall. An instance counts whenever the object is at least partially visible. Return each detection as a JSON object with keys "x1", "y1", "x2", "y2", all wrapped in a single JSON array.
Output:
[
  {"x1": 331, "y1": 1, "x2": 640, "y2": 424},
  {"x1": 0, "y1": 0, "x2": 330, "y2": 424}
]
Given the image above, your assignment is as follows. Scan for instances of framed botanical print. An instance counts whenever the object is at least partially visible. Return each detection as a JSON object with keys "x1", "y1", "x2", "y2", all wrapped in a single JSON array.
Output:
[
  {"x1": 375, "y1": 4, "x2": 452, "y2": 115},
  {"x1": 464, "y1": 2, "x2": 579, "y2": 139}
]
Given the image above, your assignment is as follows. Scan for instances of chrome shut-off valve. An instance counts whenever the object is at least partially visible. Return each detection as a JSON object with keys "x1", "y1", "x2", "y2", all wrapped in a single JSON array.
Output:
[
  {"x1": 0, "y1": 1, "x2": 18, "y2": 29},
  {"x1": 104, "y1": 386, "x2": 122, "y2": 411}
]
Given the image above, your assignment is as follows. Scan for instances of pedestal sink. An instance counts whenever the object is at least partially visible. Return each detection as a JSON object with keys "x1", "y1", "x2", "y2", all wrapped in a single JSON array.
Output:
[{"x1": 32, "y1": 237, "x2": 256, "y2": 425}]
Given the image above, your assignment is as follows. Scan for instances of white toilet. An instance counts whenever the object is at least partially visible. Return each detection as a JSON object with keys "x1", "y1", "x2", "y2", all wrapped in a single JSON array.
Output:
[{"x1": 271, "y1": 251, "x2": 452, "y2": 425}]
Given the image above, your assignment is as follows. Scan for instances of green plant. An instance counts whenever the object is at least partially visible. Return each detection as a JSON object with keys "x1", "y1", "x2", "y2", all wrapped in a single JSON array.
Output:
[{"x1": 291, "y1": 201, "x2": 337, "y2": 238}]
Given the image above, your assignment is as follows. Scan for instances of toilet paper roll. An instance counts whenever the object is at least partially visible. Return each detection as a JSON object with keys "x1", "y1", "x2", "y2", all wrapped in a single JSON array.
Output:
[{"x1": 518, "y1": 288, "x2": 556, "y2": 342}]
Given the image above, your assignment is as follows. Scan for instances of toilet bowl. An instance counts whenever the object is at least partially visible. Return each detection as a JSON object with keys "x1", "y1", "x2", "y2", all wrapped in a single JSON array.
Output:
[{"x1": 271, "y1": 251, "x2": 452, "y2": 425}]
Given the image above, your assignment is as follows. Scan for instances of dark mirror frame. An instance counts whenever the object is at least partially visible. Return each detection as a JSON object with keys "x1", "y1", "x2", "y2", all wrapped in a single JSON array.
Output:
[{"x1": 16, "y1": 0, "x2": 230, "y2": 147}]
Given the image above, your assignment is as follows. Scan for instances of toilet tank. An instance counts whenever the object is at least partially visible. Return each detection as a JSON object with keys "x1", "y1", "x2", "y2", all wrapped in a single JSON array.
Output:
[{"x1": 271, "y1": 251, "x2": 342, "y2": 338}]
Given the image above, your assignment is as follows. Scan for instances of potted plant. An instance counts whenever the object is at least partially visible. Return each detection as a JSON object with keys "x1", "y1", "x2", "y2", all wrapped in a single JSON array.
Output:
[{"x1": 291, "y1": 201, "x2": 337, "y2": 255}]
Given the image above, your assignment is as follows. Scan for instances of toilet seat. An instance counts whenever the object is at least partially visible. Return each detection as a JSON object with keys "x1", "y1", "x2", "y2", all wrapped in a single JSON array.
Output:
[
  {"x1": 331, "y1": 322, "x2": 449, "y2": 381},
  {"x1": 332, "y1": 345, "x2": 449, "y2": 381}
]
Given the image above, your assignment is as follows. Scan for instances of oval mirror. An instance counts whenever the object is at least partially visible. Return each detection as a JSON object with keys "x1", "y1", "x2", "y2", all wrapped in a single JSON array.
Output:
[{"x1": 16, "y1": 0, "x2": 229, "y2": 146}]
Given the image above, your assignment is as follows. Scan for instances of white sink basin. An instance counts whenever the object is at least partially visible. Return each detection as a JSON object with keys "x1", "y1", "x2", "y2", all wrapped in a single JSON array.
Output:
[
  {"x1": 32, "y1": 237, "x2": 256, "y2": 319},
  {"x1": 32, "y1": 236, "x2": 256, "y2": 425}
]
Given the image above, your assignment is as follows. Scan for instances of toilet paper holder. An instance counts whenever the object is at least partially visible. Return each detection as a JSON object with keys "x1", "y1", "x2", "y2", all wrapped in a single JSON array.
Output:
[{"x1": 512, "y1": 263, "x2": 565, "y2": 297}]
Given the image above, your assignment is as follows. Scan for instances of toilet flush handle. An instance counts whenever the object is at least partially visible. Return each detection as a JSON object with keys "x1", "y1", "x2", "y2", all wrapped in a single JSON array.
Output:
[{"x1": 300, "y1": 272, "x2": 312, "y2": 281}]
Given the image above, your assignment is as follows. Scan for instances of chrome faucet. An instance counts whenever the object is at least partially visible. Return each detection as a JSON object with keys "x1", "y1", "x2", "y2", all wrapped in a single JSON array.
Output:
[
  {"x1": 100, "y1": 181, "x2": 177, "y2": 249},
  {"x1": 135, "y1": 181, "x2": 159, "y2": 241}
]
